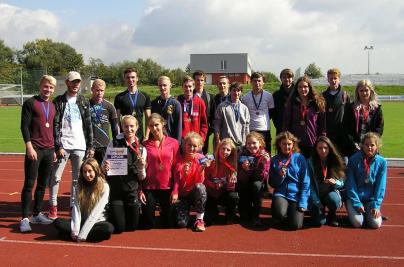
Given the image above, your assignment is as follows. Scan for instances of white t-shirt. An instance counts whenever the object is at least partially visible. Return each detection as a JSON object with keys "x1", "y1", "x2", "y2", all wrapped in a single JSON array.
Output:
[
  {"x1": 241, "y1": 90, "x2": 274, "y2": 131},
  {"x1": 61, "y1": 96, "x2": 86, "y2": 150}
]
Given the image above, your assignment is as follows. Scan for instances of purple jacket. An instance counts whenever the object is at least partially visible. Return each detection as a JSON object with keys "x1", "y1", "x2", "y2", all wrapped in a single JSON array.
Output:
[{"x1": 283, "y1": 97, "x2": 326, "y2": 147}]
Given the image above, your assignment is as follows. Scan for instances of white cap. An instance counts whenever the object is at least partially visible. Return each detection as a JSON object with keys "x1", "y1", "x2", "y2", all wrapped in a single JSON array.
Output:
[{"x1": 66, "y1": 71, "x2": 81, "y2": 81}]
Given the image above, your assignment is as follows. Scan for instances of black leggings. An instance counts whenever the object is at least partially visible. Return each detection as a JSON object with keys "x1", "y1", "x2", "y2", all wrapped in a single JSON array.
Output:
[
  {"x1": 21, "y1": 148, "x2": 54, "y2": 218},
  {"x1": 205, "y1": 191, "x2": 239, "y2": 223},
  {"x1": 237, "y1": 181, "x2": 263, "y2": 221},
  {"x1": 141, "y1": 189, "x2": 173, "y2": 229},
  {"x1": 271, "y1": 196, "x2": 304, "y2": 230},
  {"x1": 54, "y1": 218, "x2": 114, "y2": 242},
  {"x1": 109, "y1": 191, "x2": 141, "y2": 233}
]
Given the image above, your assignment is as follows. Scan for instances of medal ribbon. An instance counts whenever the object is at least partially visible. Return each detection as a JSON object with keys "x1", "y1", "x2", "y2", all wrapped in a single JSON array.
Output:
[
  {"x1": 300, "y1": 104, "x2": 309, "y2": 122},
  {"x1": 361, "y1": 105, "x2": 369, "y2": 122},
  {"x1": 127, "y1": 91, "x2": 139, "y2": 113},
  {"x1": 363, "y1": 156, "x2": 372, "y2": 178},
  {"x1": 126, "y1": 138, "x2": 140, "y2": 156},
  {"x1": 232, "y1": 103, "x2": 240, "y2": 122},
  {"x1": 156, "y1": 136, "x2": 165, "y2": 164},
  {"x1": 41, "y1": 101, "x2": 50, "y2": 124},
  {"x1": 221, "y1": 159, "x2": 236, "y2": 174},
  {"x1": 320, "y1": 160, "x2": 328, "y2": 180},
  {"x1": 251, "y1": 91, "x2": 263, "y2": 113},
  {"x1": 278, "y1": 151, "x2": 292, "y2": 176}
]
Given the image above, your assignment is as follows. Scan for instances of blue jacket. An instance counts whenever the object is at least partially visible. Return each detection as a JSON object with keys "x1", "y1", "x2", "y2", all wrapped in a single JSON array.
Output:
[
  {"x1": 346, "y1": 151, "x2": 387, "y2": 210},
  {"x1": 269, "y1": 153, "x2": 310, "y2": 209},
  {"x1": 307, "y1": 158, "x2": 344, "y2": 208}
]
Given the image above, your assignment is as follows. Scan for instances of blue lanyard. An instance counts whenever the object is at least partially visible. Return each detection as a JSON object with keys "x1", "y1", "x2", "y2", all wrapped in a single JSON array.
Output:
[
  {"x1": 251, "y1": 91, "x2": 263, "y2": 112},
  {"x1": 41, "y1": 101, "x2": 50, "y2": 122},
  {"x1": 232, "y1": 102, "x2": 240, "y2": 122},
  {"x1": 127, "y1": 91, "x2": 139, "y2": 110},
  {"x1": 183, "y1": 97, "x2": 193, "y2": 115}
]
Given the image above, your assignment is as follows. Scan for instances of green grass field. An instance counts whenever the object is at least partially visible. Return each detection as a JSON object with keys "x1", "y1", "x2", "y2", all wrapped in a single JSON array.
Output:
[{"x1": 1, "y1": 101, "x2": 403, "y2": 157}]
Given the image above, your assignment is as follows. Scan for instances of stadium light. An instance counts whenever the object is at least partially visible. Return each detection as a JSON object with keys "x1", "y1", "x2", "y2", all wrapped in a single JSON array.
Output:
[{"x1": 364, "y1": 45, "x2": 374, "y2": 75}]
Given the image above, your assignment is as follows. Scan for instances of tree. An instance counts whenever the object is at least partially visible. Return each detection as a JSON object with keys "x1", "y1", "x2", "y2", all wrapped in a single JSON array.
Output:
[
  {"x1": 17, "y1": 38, "x2": 84, "y2": 76},
  {"x1": 304, "y1": 63, "x2": 323, "y2": 79},
  {"x1": 0, "y1": 40, "x2": 14, "y2": 64},
  {"x1": 262, "y1": 71, "x2": 279, "y2": 83}
]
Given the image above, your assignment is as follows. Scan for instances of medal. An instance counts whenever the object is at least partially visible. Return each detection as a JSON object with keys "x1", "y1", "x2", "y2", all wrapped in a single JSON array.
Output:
[
  {"x1": 364, "y1": 178, "x2": 369, "y2": 184},
  {"x1": 159, "y1": 164, "x2": 163, "y2": 171},
  {"x1": 41, "y1": 101, "x2": 50, "y2": 129},
  {"x1": 300, "y1": 120, "x2": 305, "y2": 126},
  {"x1": 97, "y1": 123, "x2": 101, "y2": 127},
  {"x1": 256, "y1": 111, "x2": 259, "y2": 115},
  {"x1": 251, "y1": 91, "x2": 263, "y2": 117},
  {"x1": 45, "y1": 122, "x2": 50, "y2": 128},
  {"x1": 281, "y1": 167, "x2": 287, "y2": 178},
  {"x1": 132, "y1": 111, "x2": 137, "y2": 117},
  {"x1": 328, "y1": 108, "x2": 333, "y2": 112}
]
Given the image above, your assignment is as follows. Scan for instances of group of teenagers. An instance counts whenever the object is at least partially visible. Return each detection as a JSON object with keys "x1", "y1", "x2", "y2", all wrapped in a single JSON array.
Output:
[{"x1": 19, "y1": 66, "x2": 387, "y2": 243}]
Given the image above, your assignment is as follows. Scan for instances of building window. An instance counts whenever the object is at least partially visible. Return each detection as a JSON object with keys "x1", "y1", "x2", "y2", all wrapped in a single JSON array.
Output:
[{"x1": 220, "y1": 60, "x2": 227, "y2": 70}]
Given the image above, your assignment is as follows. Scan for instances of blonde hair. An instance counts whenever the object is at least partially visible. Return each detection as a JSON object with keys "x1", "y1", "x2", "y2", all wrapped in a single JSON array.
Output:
[
  {"x1": 214, "y1": 138, "x2": 237, "y2": 175},
  {"x1": 183, "y1": 132, "x2": 203, "y2": 152},
  {"x1": 158, "y1": 75, "x2": 171, "y2": 84},
  {"x1": 77, "y1": 158, "x2": 105, "y2": 215},
  {"x1": 39, "y1": 75, "x2": 57, "y2": 87},
  {"x1": 327, "y1": 68, "x2": 341, "y2": 78},
  {"x1": 91, "y1": 79, "x2": 106, "y2": 89},
  {"x1": 354, "y1": 79, "x2": 379, "y2": 110},
  {"x1": 274, "y1": 131, "x2": 300, "y2": 154},
  {"x1": 121, "y1": 115, "x2": 138, "y2": 129}
]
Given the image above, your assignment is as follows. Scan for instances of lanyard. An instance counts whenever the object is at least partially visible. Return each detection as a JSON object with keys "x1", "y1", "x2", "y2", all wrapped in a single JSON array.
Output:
[
  {"x1": 363, "y1": 156, "x2": 372, "y2": 178},
  {"x1": 126, "y1": 138, "x2": 140, "y2": 156},
  {"x1": 92, "y1": 103, "x2": 103, "y2": 124},
  {"x1": 361, "y1": 105, "x2": 369, "y2": 122},
  {"x1": 251, "y1": 91, "x2": 263, "y2": 113},
  {"x1": 155, "y1": 136, "x2": 165, "y2": 163},
  {"x1": 41, "y1": 101, "x2": 50, "y2": 123},
  {"x1": 183, "y1": 98, "x2": 193, "y2": 115},
  {"x1": 278, "y1": 152, "x2": 292, "y2": 177},
  {"x1": 221, "y1": 159, "x2": 236, "y2": 174},
  {"x1": 300, "y1": 104, "x2": 309, "y2": 121},
  {"x1": 232, "y1": 102, "x2": 240, "y2": 122},
  {"x1": 127, "y1": 91, "x2": 139, "y2": 111},
  {"x1": 320, "y1": 160, "x2": 328, "y2": 180}
]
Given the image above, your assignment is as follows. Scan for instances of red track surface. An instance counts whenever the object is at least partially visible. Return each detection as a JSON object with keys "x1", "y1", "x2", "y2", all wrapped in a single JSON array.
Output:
[{"x1": 0, "y1": 155, "x2": 403, "y2": 266}]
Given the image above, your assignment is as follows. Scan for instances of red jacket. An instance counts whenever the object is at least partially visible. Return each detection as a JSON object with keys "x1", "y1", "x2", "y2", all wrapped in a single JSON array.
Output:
[
  {"x1": 178, "y1": 95, "x2": 208, "y2": 141},
  {"x1": 172, "y1": 155, "x2": 205, "y2": 196}
]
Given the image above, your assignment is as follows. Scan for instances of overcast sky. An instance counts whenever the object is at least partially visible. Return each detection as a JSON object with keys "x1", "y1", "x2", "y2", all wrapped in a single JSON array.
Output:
[{"x1": 1, "y1": 0, "x2": 403, "y2": 75}]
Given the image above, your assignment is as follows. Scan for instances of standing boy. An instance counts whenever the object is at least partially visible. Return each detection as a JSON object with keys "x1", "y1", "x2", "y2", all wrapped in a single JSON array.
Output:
[
  {"x1": 272, "y1": 69, "x2": 294, "y2": 135},
  {"x1": 48, "y1": 71, "x2": 94, "y2": 219},
  {"x1": 322, "y1": 68, "x2": 349, "y2": 152},
  {"x1": 89, "y1": 78, "x2": 119, "y2": 164},
  {"x1": 20, "y1": 75, "x2": 57, "y2": 232},
  {"x1": 114, "y1": 67, "x2": 151, "y2": 141},
  {"x1": 177, "y1": 76, "x2": 208, "y2": 143},
  {"x1": 241, "y1": 72, "x2": 275, "y2": 153}
]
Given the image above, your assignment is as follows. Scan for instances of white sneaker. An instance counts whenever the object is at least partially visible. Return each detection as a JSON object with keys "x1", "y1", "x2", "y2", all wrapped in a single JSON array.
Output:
[
  {"x1": 31, "y1": 212, "x2": 53, "y2": 225},
  {"x1": 20, "y1": 218, "x2": 32, "y2": 233}
]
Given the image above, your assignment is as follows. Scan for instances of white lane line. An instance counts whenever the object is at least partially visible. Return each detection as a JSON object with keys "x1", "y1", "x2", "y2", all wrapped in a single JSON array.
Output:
[{"x1": 0, "y1": 238, "x2": 403, "y2": 260}]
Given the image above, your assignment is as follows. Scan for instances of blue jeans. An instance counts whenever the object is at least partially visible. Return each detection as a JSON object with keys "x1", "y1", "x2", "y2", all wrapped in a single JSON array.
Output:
[{"x1": 311, "y1": 190, "x2": 342, "y2": 226}]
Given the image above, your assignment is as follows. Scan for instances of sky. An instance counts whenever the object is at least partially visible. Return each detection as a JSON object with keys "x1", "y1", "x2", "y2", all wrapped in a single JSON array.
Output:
[{"x1": 1, "y1": 0, "x2": 403, "y2": 75}]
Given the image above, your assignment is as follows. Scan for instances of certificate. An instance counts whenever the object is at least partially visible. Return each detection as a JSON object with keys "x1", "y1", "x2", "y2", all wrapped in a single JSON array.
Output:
[{"x1": 106, "y1": 147, "x2": 128, "y2": 176}]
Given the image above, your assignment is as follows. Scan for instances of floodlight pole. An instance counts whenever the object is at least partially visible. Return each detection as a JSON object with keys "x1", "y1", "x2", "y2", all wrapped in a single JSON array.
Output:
[{"x1": 364, "y1": 45, "x2": 374, "y2": 75}]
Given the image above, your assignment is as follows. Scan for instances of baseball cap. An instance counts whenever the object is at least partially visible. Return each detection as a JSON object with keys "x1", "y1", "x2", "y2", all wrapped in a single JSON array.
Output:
[{"x1": 66, "y1": 71, "x2": 82, "y2": 81}]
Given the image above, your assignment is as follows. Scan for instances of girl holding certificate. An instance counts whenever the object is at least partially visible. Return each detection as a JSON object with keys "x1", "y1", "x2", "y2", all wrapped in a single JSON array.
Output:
[
  {"x1": 140, "y1": 113, "x2": 180, "y2": 229},
  {"x1": 103, "y1": 115, "x2": 147, "y2": 233}
]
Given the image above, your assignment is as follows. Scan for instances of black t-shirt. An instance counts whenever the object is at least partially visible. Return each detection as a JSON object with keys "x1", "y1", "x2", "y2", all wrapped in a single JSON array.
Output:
[
  {"x1": 90, "y1": 99, "x2": 118, "y2": 148},
  {"x1": 114, "y1": 89, "x2": 151, "y2": 141}
]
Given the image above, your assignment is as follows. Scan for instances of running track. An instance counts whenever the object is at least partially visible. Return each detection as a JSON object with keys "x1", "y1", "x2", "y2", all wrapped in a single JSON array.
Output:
[{"x1": 0, "y1": 155, "x2": 403, "y2": 266}]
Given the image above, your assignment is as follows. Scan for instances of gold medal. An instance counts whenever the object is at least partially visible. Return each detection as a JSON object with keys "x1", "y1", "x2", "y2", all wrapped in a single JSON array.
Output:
[
  {"x1": 45, "y1": 122, "x2": 50, "y2": 128},
  {"x1": 132, "y1": 111, "x2": 137, "y2": 117},
  {"x1": 300, "y1": 120, "x2": 305, "y2": 126}
]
